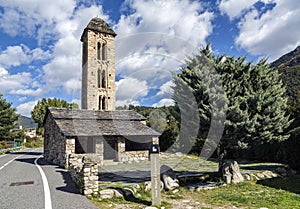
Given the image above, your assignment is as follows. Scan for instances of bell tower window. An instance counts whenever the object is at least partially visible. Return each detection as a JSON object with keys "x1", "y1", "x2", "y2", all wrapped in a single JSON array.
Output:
[
  {"x1": 97, "y1": 42, "x2": 101, "y2": 60},
  {"x1": 97, "y1": 68, "x2": 101, "y2": 88},
  {"x1": 102, "y1": 70, "x2": 106, "y2": 88},
  {"x1": 102, "y1": 43, "x2": 107, "y2": 60},
  {"x1": 102, "y1": 97, "x2": 106, "y2": 110}
]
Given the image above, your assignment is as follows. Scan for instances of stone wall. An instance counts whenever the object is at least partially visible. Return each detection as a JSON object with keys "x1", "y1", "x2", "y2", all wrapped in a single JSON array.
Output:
[
  {"x1": 68, "y1": 154, "x2": 100, "y2": 195},
  {"x1": 81, "y1": 27, "x2": 116, "y2": 110},
  {"x1": 44, "y1": 113, "x2": 75, "y2": 167},
  {"x1": 120, "y1": 151, "x2": 149, "y2": 162}
]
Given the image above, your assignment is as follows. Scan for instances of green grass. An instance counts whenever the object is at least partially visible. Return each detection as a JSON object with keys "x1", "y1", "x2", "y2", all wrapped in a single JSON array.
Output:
[
  {"x1": 195, "y1": 179, "x2": 300, "y2": 209},
  {"x1": 90, "y1": 175, "x2": 300, "y2": 209},
  {"x1": 257, "y1": 175, "x2": 300, "y2": 194}
]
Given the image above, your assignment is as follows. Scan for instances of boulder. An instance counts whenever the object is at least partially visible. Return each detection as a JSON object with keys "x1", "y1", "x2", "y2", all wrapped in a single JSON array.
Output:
[
  {"x1": 222, "y1": 161, "x2": 244, "y2": 184},
  {"x1": 99, "y1": 189, "x2": 114, "y2": 199},
  {"x1": 160, "y1": 165, "x2": 179, "y2": 190},
  {"x1": 144, "y1": 181, "x2": 164, "y2": 192}
]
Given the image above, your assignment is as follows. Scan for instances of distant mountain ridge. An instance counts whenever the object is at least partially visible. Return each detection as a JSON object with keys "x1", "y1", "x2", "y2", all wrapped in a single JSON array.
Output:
[
  {"x1": 18, "y1": 115, "x2": 37, "y2": 129},
  {"x1": 271, "y1": 46, "x2": 300, "y2": 68},
  {"x1": 271, "y1": 45, "x2": 300, "y2": 102}
]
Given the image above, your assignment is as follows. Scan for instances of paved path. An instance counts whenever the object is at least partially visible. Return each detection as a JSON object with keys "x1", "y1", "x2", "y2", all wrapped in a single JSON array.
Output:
[{"x1": 0, "y1": 148, "x2": 98, "y2": 209}]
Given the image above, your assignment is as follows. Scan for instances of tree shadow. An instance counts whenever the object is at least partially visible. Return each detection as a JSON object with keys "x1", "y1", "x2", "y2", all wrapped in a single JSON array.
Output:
[
  {"x1": 8, "y1": 151, "x2": 43, "y2": 156},
  {"x1": 123, "y1": 193, "x2": 151, "y2": 206},
  {"x1": 106, "y1": 187, "x2": 151, "y2": 206},
  {"x1": 257, "y1": 175, "x2": 300, "y2": 194},
  {"x1": 99, "y1": 170, "x2": 151, "y2": 183}
]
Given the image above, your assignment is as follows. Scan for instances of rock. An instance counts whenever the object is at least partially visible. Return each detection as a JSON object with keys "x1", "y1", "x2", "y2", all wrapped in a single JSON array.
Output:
[
  {"x1": 175, "y1": 152, "x2": 183, "y2": 157},
  {"x1": 144, "y1": 181, "x2": 164, "y2": 192},
  {"x1": 99, "y1": 189, "x2": 114, "y2": 199},
  {"x1": 113, "y1": 189, "x2": 124, "y2": 198},
  {"x1": 160, "y1": 165, "x2": 179, "y2": 190},
  {"x1": 250, "y1": 173, "x2": 260, "y2": 180},
  {"x1": 222, "y1": 161, "x2": 244, "y2": 184},
  {"x1": 262, "y1": 171, "x2": 273, "y2": 179},
  {"x1": 244, "y1": 174, "x2": 251, "y2": 181},
  {"x1": 131, "y1": 183, "x2": 140, "y2": 193},
  {"x1": 256, "y1": 173, "x2": 265, "y2": 179}
]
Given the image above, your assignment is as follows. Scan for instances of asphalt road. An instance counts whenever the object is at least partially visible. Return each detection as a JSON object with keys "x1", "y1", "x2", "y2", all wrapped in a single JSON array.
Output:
[{"x1": 0, "y1": 148, "x2": 98, "y2": 209}]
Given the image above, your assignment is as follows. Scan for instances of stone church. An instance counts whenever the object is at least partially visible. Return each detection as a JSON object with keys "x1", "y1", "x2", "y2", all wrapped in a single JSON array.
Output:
[{"x1": 44, "y1": 18, "x2": 160, "y2": 167}]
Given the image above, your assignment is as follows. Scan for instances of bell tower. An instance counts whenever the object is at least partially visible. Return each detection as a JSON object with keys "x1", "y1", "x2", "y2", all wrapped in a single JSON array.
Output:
[{"x1": 80, "y1": 17, "x2": 116, "y2": 110}]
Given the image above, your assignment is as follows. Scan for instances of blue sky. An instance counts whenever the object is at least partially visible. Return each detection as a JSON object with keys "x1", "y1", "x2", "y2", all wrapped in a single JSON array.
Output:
[{"x1": 0, "y1": 0, "x2": 299, "y2": 117}]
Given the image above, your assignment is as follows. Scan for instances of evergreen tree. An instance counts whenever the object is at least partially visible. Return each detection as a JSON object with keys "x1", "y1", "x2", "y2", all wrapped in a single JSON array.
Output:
[
  {"x1": 174, "y1": 46, "x2": 291, "y2": 170},
  {"x1": 0, "y1": 93, "x2": 20, "y2": 141},
  {"x1": 31, "y1": 98, "x2": 78, "y2": 134}
]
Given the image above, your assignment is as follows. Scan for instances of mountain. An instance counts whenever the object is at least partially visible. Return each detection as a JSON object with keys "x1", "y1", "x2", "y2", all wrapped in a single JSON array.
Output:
[
  {"x1": 271, "y1": 46, "x2": 300, "y2": 68},
  {"x1": 271, "y1": 46, "x2": 300, "y2": 102},
  {"x1": 17, "y1": 115, "x2": 37, "y2": 129}
]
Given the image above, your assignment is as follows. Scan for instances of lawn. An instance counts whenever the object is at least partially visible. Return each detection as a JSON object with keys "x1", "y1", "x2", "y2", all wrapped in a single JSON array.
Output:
[{"x1": 89, "y1": 175, "x2": 300, "y2": 209}]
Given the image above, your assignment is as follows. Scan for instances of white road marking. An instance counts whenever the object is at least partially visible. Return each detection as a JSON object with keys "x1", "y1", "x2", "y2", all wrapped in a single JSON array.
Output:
[
  {"x1": 34, "y1": 155, "x2": 52, "y2": 209},
  {"x1": 0, "y1": 148, "x2": 35, "y2": 170},
  {"x1": 0, "y1": 154, "x2": 23, "y2": 171}
]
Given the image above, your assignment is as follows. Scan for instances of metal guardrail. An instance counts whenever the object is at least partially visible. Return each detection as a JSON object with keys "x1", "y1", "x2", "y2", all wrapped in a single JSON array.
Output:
[{"x1": 0, "y1": 147, "x2": 21, "y2": 154}]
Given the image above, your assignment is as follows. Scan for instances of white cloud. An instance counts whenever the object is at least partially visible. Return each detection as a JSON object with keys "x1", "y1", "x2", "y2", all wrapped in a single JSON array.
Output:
[
  {"x1": 116, "y1": 77, "x2": 149, "y2": 105},
  {"x1": 40, "y1": 5, "x2": 109, "y2": 95},
  {"x1": 234, "y1": 0, "x2": 300, "y2": 60},
  {"x1": 9, "y1": 88, "x2": 43, "y2": 97},
  {"x1": 16, "y1": 100, "x2": 38, "y2": 117},
  {"x1": 0, "y1": 1, "x2": 215, "y2": 109},
  {"x1": 0, "y1": 67, "x2": 32, "y2": 93},
  {"x1": 0, "y1": 0, "x2": 76, "y2": 43},
  {"x1": 156, "y1": 80, "x2": 174, "y2": 98},
  {"x1": 219, "y1": 0, "x2": 257, "y2": 20},
  {"x1": 152, "y1": 98, "x2": 174, "y2": 107},
  {"x1": 0, "y1": 44, "x2": 51, "y2": 68},
  {"x1": 0, "y1": 45, "x2": 29, "y2": 67},
  {"x1": 113, "y1": 0, "x2": 214, "y2": 106},
  {"x1": 115, "y1": 0, "x2": 213, "y2": 46}
]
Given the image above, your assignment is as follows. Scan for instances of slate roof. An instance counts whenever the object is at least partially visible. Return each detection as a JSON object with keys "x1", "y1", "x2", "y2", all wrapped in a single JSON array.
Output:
[
  {"x1": 47, "y1": 108, "x2": 160, "y2": 137},
  {"x1": 80, "y1": 17, "x2": 116, "y2": 41}
]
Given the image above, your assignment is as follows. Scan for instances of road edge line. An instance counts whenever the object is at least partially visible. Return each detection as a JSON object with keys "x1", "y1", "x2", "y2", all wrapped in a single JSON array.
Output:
[{"x1": 34, "y1": 155, "x2": 52, "y2": 209}]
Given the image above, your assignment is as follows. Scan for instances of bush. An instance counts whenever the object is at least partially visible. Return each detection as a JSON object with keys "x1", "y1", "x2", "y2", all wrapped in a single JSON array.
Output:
[{"x1": 0, "y1": 140, "x2": 8, "y2": 150}]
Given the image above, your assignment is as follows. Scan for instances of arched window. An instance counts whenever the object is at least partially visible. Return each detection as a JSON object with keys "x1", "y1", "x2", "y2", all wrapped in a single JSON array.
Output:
[
  {"x1": 98, "y1": 96, "x2": 101, "y2": 110},
  {"x1": 101, "y1": 70, "x2": 106, "y2": 88},
  {"x1": 97, "y1": 68, "x2": 101, "y2": 88},
  {"x1": 102, "y1": 43, "x2": 106, "y2": 60},
  {"x1": 102, "y1": 97, "x2": 106, "y2": 110},
  {"x1": 97, "y1": 42, "x2": 101, "y2": 60}
]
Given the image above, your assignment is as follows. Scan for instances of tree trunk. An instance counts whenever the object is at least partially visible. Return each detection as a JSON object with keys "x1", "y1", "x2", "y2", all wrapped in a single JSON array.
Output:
[{"x1": 217, "y1": 145, "x2": 227, "y2": 174}]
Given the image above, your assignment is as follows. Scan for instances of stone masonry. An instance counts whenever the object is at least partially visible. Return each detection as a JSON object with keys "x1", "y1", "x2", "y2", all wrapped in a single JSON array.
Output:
[
  {"x1": 68, "y1": 154, "x2": 100, "y2": 195},
  {"x1": 81, "y1": 17, "x2": 116, "y2": 111},
  {"x1": 44, "y1": 112, "x2": 75, "y2": 167}
]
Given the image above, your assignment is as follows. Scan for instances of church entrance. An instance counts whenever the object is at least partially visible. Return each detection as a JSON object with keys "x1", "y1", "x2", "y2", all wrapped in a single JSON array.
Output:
[{"x1": 103, "y1": 138, "x2": 117, "y2": 160}]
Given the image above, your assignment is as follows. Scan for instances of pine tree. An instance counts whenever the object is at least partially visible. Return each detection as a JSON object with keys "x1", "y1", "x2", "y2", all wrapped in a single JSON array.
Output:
[
  {"x1": 174, "y1": 46, "x2": 291, "y2": 170},
  {"x1": 0, "y1": 93, "x2": 20, "y2": 141}
]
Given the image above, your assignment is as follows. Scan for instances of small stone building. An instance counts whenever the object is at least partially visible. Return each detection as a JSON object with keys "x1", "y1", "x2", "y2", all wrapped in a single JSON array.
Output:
[
  {"x1": 43, "y1": 17, "x2": 160, "y2": 167},
  {"x1": 44, "y1": 108, "x2": 160, "y2": 166}
]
